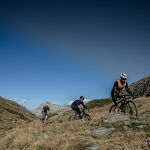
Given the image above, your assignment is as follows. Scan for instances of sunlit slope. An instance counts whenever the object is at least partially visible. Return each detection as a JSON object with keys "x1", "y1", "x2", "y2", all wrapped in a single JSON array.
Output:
[
  {"x1": 0, "y1": 97, "x2": 150, "y2": 150},
  {"x1": 0, "y1": 96, "x2": 38, "y2": 131}
]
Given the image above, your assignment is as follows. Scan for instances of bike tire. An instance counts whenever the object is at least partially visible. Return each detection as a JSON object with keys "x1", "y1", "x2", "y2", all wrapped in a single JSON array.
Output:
[
  {"x1": 84, "y1": 114, "x2": 91, "y2": 121},
  {"x1": 125, "y1": 100, "x2": 138, "y2": 117},
  {"x1": 109, "y1": 102, "x2": 123, "y2": 113},
  {"x1": 109, "y1": 105, "x2": 115, "y2": 113}
]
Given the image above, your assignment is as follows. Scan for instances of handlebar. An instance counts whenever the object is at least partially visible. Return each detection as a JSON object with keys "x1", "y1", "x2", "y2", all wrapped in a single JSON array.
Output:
[{"x1": 82, "y1": 107, "x2": 89, "y2": 112}]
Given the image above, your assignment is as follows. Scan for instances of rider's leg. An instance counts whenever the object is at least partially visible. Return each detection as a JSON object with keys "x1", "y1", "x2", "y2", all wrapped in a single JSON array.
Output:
[
  {"x1": 44, "y1": 112, "x2": 48, "y2": 123},
  {"x1": 71, "y1": 106, "x2": 81, "y2": 119},
  {"x1": 112, "y1": 93, "x2": 118, "y2": 112},
  {"x1": 45, "y1": 115, "x2": 48, "y2": 124},
  {"x1": 76, "y1": 107, "x2": 81, "y2": 119},
  {"x1": 71, "y1": 106, "x2": 78, "y2": 118}
]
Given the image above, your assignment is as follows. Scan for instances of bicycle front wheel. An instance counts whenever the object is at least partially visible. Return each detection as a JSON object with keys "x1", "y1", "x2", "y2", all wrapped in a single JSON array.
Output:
[
  {"x1": 109, "y1": 105, "x2": 115, "y2": 113},
  {"x1": 109, "y1": 102, "x2": 124, "y2": 113},
  {"x1": 83, "y1": 114, "x2": 91, "y2": 121},
  {"x1": 125, "y1": 100, "x2": 138, "y2": 117}
]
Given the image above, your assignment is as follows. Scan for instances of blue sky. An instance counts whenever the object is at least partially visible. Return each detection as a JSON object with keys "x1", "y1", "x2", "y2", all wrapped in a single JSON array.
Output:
[{"x1": 0, "y1": 0, "x2": 150, "y2": 110}]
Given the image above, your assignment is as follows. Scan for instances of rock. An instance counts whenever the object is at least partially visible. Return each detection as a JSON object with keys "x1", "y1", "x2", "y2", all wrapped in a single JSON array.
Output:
[
  {"x1": 85, "y1": 127, "x2": 115, "y2": 136},
  {"x1": 101, "y1": 113, "x2": 130, "y2": 124},
  {"x1": 43, "y1": 133, "x2": 49, "y2": 139},
  {"x1": 74, "y1": 136, "x2": 93, "y2": 149},
  {"x1": 137, "y1": 125, "x2": 145, "y2": 129},
  {"x1": 134, "y1": 120, "x2": 148, "y2": 125},
  {"x1": 82, "y1": 141, "x2": 93, "y2": 147},
  {"x1": 76, "y1": 136, "x2": 87, "y2": 140},
  {"x1": 127, "y1": 75, "x2": 150, "y2": 98},
  {"x1": 124, "y1": 121, "x2": 131, "y2": 126},
  {"x1": 88, "y1": 146, "x2": 100, "y2": 150},
  {"x1": 12, "y1": 119, "x2": 17, "y2": 123}
]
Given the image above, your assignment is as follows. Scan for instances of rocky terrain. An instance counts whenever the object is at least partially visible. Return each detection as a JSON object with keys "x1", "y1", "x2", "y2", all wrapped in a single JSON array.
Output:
[
  {"x1": 0, "y1": 96, "x2": 38, "y2": 131},
  {"x1": 32, "y1": 101, "x2": 70, "y2": 117},
  {"x1": 128, "y1": 75, "x2": 150, "y2": 97}
]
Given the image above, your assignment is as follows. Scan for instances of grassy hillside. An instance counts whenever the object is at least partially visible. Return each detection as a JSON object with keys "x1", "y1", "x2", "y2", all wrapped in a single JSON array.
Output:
[
  {"x1": 0, "y1": 96, "x2": 38, "y2": 132},
  {"x1": 0, "y1": 97, "x2": 150, "y2": 150},
  {"x1": 86, "y1": 98, "x2": 112, "y2": 109}
]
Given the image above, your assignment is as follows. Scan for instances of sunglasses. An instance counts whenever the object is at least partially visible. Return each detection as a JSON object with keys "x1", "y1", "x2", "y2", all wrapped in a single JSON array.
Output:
[{"x1": 122, "y1": 78, "x2": 126, "y2": 80}]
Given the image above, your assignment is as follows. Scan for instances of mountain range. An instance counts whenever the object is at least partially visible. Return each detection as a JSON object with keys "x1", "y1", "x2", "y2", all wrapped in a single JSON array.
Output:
[{"x1": 32, "y1": 101, "x2": 70, "y2": 117}]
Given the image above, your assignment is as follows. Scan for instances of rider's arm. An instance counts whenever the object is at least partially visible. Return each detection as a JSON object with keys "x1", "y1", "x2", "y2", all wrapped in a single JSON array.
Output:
[
  {"x1": 113, "y1": 81, "x2": 120, "y2": 94},
  {"x1": 42, "y1": 109, "x2": 45, "y2": 114},
  {"x1": 125, "y1": 83, "x2": 133, "y2": 95},
  {"x1": 81, "y1": 102, "x2": 88, "y2": 109},
  {"x1": 47, "y1": 106, "x2": 50, "y2": 111},
  {"x1": 47, "y1": 107, "x2": 50, "y2": 115}
]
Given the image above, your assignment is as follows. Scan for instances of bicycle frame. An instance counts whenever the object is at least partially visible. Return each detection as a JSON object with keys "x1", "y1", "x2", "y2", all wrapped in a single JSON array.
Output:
[
  {"x1": 109, "y1": 94, "x2": 138, "y2": 117},
  {"x1": 42, "y1": 114, "x2": 48, "y2": 124},
  {"x1": 116, "y1": 95, "x2": 135, "y2": 112},
  {"x1": 117, "y1": 95, "x2": 133, "y2": 105},
  {"x1": 74, "y1": 109, "x2": 87, "y2": 119}
]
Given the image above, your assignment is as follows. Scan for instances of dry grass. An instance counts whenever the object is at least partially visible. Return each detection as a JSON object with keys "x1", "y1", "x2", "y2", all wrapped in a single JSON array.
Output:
[{"x1": 0, "y1": 97, "x2": 150, "y2": 150}]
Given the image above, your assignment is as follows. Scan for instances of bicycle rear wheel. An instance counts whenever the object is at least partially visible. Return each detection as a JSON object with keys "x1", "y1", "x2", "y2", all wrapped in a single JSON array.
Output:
[
  {"x1": 83, "y1": 114, "x2": 91, "y2": 121},
  {"x1": 109, "y1": 102, "x2": 124, "y2": 113},
  {"x1": 109, "y1": 105, "x2": 115, "y2": 113},
  {"x1": 125, "y1": 100, "x2": 138, "y2": 117}
]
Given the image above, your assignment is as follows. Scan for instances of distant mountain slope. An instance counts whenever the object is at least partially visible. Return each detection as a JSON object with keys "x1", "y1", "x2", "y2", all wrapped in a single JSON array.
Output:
[
  {"x1": 127, "y1": 75, "x2": 150, "y2": 97},
  {"x1": 0, "y1": 96, "x2": 38, "y2": 131},
  {"x1": 32, "y1": 101, "x2": 70, "y2": 117},
  {"x1": 86, "y1": 98, "x2": 112, "y2": 109}
]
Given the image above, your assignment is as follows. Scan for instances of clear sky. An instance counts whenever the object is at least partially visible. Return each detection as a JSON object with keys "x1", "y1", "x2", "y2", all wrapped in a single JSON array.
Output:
[{"x1": 0, "y1": 0, "x2": 150, "y2": 110}]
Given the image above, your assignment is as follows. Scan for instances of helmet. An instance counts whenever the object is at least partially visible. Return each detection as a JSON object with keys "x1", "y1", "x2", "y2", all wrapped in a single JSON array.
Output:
[
  {"x1": 80, "y1": 96, "x2": 84, "y2": 100},
  {"x1": 120, "y1": 73, "x2": 127, "y2": 80}
]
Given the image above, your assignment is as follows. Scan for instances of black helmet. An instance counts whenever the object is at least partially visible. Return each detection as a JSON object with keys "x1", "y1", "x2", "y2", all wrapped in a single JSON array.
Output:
[{"x1": 80, "y1": 96, "x2": 84, "y2": 100}]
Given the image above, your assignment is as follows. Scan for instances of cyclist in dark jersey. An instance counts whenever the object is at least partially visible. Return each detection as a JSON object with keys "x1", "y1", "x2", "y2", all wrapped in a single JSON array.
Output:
[
  {"x1": 71, "y1": 96, "x2": 88, "y2": 119},
  {"x1": 42, "y1": 104, "x2": 50, "y2": 124},
  {"x1": 111, "y1": 73, "x2": 133, "y2": 112}
]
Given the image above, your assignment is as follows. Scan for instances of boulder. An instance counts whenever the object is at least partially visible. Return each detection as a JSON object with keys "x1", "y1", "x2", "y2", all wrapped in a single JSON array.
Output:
[
  {"x1": 88, "y1": 146, "x2": 100, "y2": 150},
  {"x1": 101, "y1": 113, "x2": 130, "y2": 124},
  {"x1": 85, "y1": 127, "x2": 115, "y2": 136}
]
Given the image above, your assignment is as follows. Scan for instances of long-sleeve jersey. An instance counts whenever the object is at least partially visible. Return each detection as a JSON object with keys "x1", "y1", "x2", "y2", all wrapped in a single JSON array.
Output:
[
  {"x1": 42, "y1": 106, "x2": 50, "y2": 113},
  {"x1": 71, "y1": 100, "x2": 87, "y2": 108},
  {"x1": 111, "y1": 80, "x2": 132, "y2": 95}
]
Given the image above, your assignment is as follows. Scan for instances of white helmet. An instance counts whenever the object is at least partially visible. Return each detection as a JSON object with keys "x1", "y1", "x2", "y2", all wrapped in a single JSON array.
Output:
[{"x1": 120, "y1": 73, "x2": 127, "y2": 80}]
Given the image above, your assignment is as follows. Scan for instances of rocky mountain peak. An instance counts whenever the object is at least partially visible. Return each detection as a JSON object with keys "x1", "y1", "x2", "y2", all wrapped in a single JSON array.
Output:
[{"x1": 32, "y1": 101, "x2": 70, "y2": 117}]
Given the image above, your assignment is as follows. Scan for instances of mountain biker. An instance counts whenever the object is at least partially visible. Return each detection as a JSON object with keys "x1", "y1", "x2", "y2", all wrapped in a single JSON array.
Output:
[
  {"x1": 42, "y1": 104, "x2": 50, "y2": 124},
  {"x1": 71, "y1": 96, "x2": 88, "y2": 119},
  {"x1": 111, "y1": 73, "x2": 134, "y2": 112}
]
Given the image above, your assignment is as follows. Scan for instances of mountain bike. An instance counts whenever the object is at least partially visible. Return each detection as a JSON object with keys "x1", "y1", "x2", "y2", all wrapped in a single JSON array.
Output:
[
  {"x1": 69, "y1": 108, "x2": 91, "y2": 121},
  {"x1": 42, "y1": 114, "x2": 49, "y2": 124},
  {"x1": 109, "y1": 94, "x2": 138, "y2": 117}
]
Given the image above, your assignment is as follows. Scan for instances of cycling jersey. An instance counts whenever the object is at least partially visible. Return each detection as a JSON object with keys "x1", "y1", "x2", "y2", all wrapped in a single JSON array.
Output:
[
  {"x1": 111, "y1": 80, "x2": 132, "y2": 95},
  {"x1": 71, "y1": 100, "x2": 87, "y2": 119},
  {"x1": 71, "y1": 100, "x2": 87, "y2": 109},
  {"x1": 111, "y1": 80, "x2": 133, "y2": 106},
  {"x1": 42, "y1": 106, "x2": 50, "y2": 115}
]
